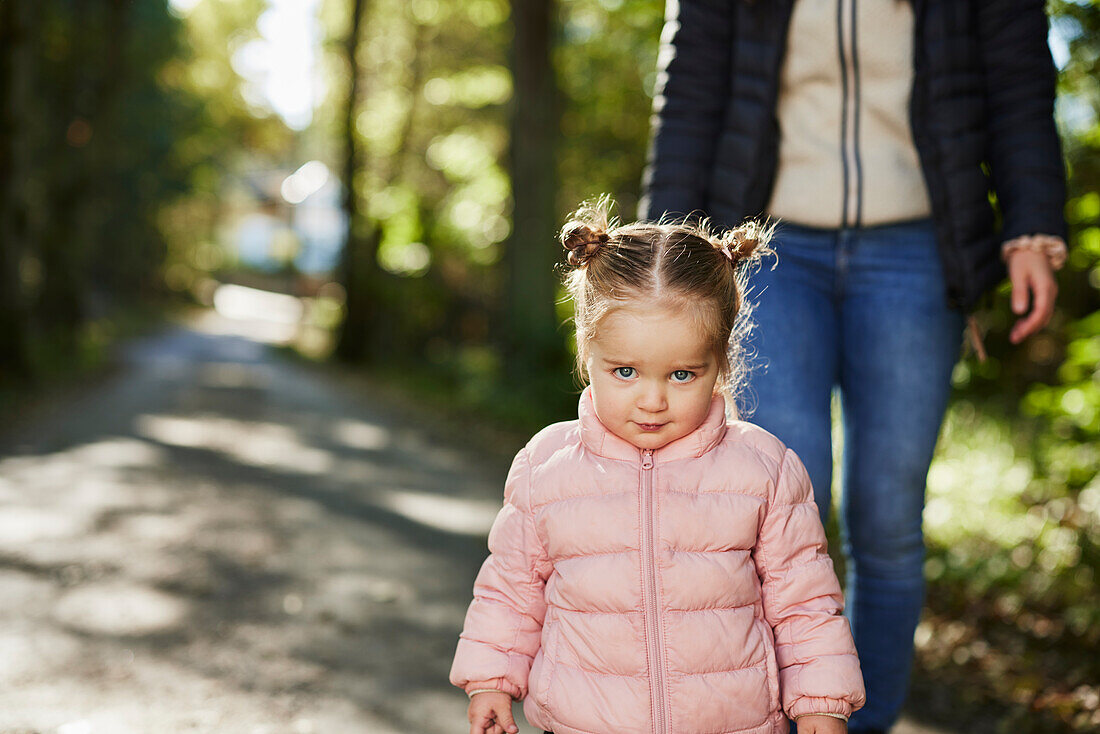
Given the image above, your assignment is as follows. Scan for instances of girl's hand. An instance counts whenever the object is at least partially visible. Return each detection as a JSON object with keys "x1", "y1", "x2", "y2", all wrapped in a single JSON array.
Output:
[
  {"x1": 1006, "y1": 249, "x2": 1058, "y2": 345},
  {"x1": 793, "y1": 714, "x2": 847, "y2": 733},
  {"x1": 467, "y1": 691, "x2": 519, "y2": 734}
]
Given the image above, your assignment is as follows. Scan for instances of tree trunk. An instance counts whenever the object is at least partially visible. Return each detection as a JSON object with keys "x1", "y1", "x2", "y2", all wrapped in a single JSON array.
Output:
[
  {"x1": 334, "y1": 0, "x2": 380, "y2": 364},
  {"x1": 79, "y1": 0, "x2": 128, "y2": 310},
  {"x1": 504, "y1": 0, "x2": 563, "y2": 383},
  {"x1": 0, "y1": 0, "x2": 35, "y2": 382},
  {"x1": 37, "y1": 0, "x2": 99, "y2": 340}
]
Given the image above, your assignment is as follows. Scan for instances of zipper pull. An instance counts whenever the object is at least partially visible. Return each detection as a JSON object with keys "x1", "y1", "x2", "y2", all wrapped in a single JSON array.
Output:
[{"x1": 641, "y1": 449, "x2": 653, "y2": 470}]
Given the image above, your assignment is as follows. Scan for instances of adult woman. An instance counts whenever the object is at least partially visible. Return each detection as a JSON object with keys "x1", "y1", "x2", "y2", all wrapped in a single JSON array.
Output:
[{"x1": 640, "y1": 1, "x2": 1066, "y2": 732}]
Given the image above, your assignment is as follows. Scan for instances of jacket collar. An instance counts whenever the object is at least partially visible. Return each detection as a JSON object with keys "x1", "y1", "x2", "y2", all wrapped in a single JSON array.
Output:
[{"x1": 577, "y1": 385, "x2": 728, "y2": 463}]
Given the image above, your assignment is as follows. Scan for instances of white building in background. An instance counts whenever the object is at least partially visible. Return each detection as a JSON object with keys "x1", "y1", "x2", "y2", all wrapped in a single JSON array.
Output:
[
  {"x1": 235, "y1": 210, "x2": 281, "y2": 270},
  {"x1": 231, "y1": 161, "x2": 346, "y2": 276},
  {"x1": 287, "y1": 164, "x2": 346, "y2": 275}
]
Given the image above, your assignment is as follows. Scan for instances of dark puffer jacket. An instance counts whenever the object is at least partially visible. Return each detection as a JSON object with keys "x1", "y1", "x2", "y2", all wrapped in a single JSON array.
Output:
[{"x1": 640, "y1": 0, "x2": 1066, "y2": 313}]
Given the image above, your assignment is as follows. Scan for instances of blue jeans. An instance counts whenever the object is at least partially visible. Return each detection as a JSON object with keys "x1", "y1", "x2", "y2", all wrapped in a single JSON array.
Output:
[{"x1": 740, "y1": 219, "x2": 964, "y2": 733}]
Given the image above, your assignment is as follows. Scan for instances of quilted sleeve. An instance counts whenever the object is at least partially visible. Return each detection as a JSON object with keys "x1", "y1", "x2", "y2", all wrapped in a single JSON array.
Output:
[
  {"x1": 639, "y1": 0, "x2": 734, "y2": 222},
  {"x1": 752, "y1": 447, "x2": 866, "y2": 720},
  {"x1": 449, "y1": 447, "x2": 552, "y2": 699},
  {"x1": 976, "y1": 0, "x2": 1066, "y2": 243}
]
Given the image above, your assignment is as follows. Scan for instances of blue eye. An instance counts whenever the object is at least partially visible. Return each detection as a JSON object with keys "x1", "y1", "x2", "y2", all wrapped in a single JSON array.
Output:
[
  {"x1": 613, "y1": 367, "x2": 636, "y2": 379},
  {"x1": 671, "y1": 370, "x2": 695, "y2": 383}
]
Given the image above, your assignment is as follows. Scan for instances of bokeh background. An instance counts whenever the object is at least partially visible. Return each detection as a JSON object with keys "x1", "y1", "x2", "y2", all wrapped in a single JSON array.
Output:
[{"x1": 0, "y1": 1, "x2": 1097, "y2": 732}]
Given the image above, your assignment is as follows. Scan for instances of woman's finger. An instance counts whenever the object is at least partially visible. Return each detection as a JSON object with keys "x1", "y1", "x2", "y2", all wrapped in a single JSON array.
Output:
[
  {"x1": 1034, "y1": 280, "x2": 1058, "y2": 336},
  {"x1": 1012, "y1": 306, "x2": 1042, "y2": 342},
  {"x1": 1010, "y1": 264, "x2": 1057, "y2": 343},
  {"x1": 1036, "y1": 276, "x2": 1058, "y2": 328},
  {"x1": 1009, "y1": 268, "x2": 1034, "y2": 342},
  {"x1": 1011, "y1": 266, "x2": 1032, "y2": 315}
]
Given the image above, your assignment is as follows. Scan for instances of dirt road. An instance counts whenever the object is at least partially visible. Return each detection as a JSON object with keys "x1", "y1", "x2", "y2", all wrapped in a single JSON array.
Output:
[{"x1": 0, "y1": 310, "x2": 948, "y2": 734}]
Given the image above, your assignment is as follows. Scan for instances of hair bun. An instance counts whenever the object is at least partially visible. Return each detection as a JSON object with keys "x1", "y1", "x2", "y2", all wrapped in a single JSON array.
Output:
[
  {"x1": 717, "y1": 221, "x2": 772, "y2": 266},
  {"x1": 561, "y1": 221, "x2": 610, "y2": 268}
]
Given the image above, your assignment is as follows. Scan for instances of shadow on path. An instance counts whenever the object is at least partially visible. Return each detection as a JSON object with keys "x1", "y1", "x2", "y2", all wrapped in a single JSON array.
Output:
[{"x1": 0, "y1": 311, "x2": 520, "y2": 733}]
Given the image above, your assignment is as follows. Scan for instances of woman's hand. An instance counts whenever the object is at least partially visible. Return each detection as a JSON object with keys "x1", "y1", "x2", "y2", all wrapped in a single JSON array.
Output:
[
  {"x1": 467, "y1": 690, "x2": 519, "y2": 734},
  {"x1": 793, "y1": 714, "x2": 848, "y2": 733},
  {"x1": 1006, "y1": 248, "x2": 1058, "y2": 344}
]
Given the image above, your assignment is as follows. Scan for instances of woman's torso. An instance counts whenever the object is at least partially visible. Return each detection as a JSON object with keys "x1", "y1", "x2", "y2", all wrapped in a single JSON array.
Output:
[
  {"x1": 767, "y1": 0, "x2": 931, "y2": 229},
  {"x1": 643, "y1": 0, "x2": 1065, "y2": 314}
]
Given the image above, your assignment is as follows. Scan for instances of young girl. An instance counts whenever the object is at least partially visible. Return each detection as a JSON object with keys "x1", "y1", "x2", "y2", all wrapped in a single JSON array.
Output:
[{"x1": 450, "y1": 199, "x2": 865, "y2": 734}]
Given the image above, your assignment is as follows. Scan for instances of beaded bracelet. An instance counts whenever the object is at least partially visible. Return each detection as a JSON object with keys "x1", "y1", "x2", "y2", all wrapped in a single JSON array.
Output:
[
  {"x1": 1001, "y1": 234, "x2": 1067, "y2": 270},
  {"x1": 467, "y1": 688, "x2": 509, "y2": 699}
]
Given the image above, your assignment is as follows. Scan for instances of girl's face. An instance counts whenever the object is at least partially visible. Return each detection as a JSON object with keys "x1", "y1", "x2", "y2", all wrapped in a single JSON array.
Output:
[{"x1": 585, "y1": 302, "x2": 721, "y2": 451}]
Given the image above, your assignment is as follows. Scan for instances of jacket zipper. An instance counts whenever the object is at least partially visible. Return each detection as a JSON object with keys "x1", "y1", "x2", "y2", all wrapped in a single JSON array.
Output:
[
  {"x1": 640, "y1": 448, "x2": 667, "y2": 734},
  {"x1": 838, "y1": 0, "x2": 861, "y2": 228}
]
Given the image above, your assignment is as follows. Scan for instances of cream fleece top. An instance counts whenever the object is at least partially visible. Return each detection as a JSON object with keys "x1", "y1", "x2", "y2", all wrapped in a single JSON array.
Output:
[{"x1": 767, "y1": 0, "x2": 932, "y2": 228}]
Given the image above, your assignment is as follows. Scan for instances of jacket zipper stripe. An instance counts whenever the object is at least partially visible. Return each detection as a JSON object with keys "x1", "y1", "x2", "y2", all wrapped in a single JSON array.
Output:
[
  {"x1": 850, "y1": 0, "x2": 863, "y2": 227},
  {"x1": 837, "y1": 0, "x2": 850, "y2": 229},
  {"x1": 838, "y1": 0, "x2": 861, "y2": 228},
  {"x1": 640, "y1": 448, "x2": 666, "y2": 734}
]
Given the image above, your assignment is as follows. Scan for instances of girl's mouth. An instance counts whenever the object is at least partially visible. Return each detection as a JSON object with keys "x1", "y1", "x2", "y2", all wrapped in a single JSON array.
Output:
[{"x1": 637, "y1": 423, "x2": 666, "y2": 431}]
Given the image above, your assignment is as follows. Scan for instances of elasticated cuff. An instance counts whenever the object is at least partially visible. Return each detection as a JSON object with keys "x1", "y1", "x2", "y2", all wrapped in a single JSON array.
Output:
[
  {"x1": 786, "y1": 696, "x2": 853, "y2": 720},
  {"x1": 794, "y1": 712, "x2": 849, "y2": 722},
  {"x1": 463, "y1": 677, "x2": 522, "y2": 700}
]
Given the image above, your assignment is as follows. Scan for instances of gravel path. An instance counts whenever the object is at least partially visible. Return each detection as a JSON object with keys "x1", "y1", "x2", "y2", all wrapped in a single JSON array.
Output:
[{"x1": 0, "y1": 310, "x2": 950, "y2": 734}]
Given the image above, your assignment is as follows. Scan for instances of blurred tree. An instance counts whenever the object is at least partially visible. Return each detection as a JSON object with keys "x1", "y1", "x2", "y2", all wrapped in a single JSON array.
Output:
[
  {"x1": 324, "y1": 0, "x2": 641, "y2": 411},
  {"x1": 321, "y1": 0, "x2": 517, "y2": 385},
  {"x1": 502, "y1": 0, "x2": 562, "y2": 389},
  {"x1": 0, "y1": 0, "x2": 36, "y2": 381},
  {"x1": 556, "y1": 0, "x2": 662, "y2": 216},
  {"x1": 334, "y1": 0, "x2": 379, "y2": 363},
  {"x1": 31, "y1": 2, "x2": 95, "y2": 342},
  {"x1": 0, "y1": 0, "x2": 293, "y2": 387}
]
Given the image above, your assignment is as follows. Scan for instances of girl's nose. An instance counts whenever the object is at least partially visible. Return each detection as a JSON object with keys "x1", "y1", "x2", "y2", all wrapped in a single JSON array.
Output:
[{"x1": 637, "y1": 383, "x2": 668, "y2": 413}]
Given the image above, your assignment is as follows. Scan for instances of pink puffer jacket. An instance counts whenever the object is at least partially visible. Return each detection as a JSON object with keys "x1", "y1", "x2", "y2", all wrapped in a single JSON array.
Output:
[{"x1": 451, "y1": 387, "x2": 865, "y2": 734}]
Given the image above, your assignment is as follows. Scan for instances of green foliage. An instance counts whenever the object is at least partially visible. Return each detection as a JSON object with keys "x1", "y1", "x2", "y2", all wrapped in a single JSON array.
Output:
[
  {"x1": 556, "y1": 0, "x2": 662, "y2": 217},
  {"x1": 310, "y1": 0, "x2": 665, "y2": 412},
  {"x1": 1023, "y1": 311, "x2": 1100, "y2": 437},
  {"x1": 921, "y1": 1, "x2": 1100, "y2": 700},
  {"x1": 916, "y1": 397, "x2": 1100, "y2": 732},
  {"x1": 317, "y1": 0, "x2": 515, "y2": 368}
]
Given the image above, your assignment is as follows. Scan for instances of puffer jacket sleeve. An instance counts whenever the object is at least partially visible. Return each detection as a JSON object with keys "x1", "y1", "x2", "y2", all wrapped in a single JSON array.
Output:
[
  {"x1": 976, "y1": 0, "x2": 1067, "y2": 243},
  {"x1": 639, "y1": 0, "x2": 734, "y2": 222},
  {"x1": 752, "y1": 446, "x2": 866, "y2": 720},
  {"x1": 449, "y1": 447, "x2": 552, "y2": 699}
]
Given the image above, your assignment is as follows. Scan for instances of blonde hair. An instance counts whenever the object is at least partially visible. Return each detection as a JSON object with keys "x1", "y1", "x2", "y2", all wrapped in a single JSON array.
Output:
[{"x1": 560, "y1": 196, "x2": 775, "y2": 418}]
